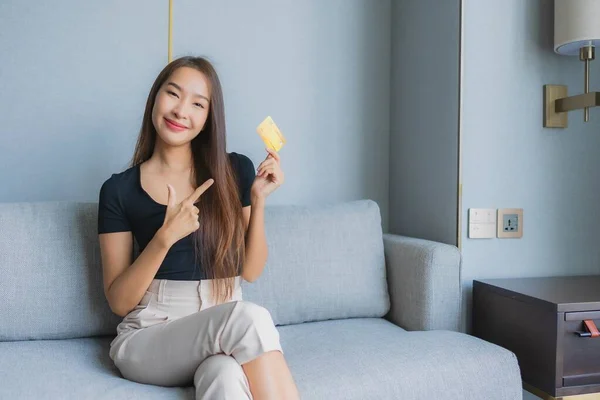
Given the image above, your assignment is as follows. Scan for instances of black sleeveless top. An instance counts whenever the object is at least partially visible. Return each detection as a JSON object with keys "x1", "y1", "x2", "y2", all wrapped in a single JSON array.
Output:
[{"x1": 97, "y1": 152, "x2": 255, "y2": 280}]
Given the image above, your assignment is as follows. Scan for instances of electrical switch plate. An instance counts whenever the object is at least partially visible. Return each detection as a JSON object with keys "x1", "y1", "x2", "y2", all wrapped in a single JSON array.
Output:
[
  {"x1": 468, "y1": 208, "x2": 496, "y2": 239},
  {"x1": 497, "y1": 208, "x2": 523, "y2": 238}
]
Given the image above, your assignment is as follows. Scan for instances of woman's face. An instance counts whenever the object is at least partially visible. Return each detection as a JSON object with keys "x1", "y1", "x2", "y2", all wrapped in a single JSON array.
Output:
[{"x1": 152, "y1": 67, "x2": 211, "y2": 147}]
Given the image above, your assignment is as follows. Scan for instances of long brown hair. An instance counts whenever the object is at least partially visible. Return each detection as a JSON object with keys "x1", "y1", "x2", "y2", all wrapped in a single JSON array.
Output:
[{"x1": 130, "y1": 56, "x2": 244, "y2": 303}]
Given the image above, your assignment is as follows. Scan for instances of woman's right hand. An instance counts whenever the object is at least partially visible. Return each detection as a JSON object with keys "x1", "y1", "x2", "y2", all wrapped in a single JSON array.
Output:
[{"x1": 159, "y1": 179, "x2": 214, "y2": 247}]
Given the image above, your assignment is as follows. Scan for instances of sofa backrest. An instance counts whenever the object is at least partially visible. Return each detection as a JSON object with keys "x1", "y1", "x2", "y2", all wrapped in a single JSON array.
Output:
[
  {"x1": 242, "y1": 200, "x2": 390, "y2": 325},
  {"x1": 0, "y1": 200, "x2": 389, "y2": 341},
  {"x1": 0, "y1": 202, "x2": 122, "y2": 341}
]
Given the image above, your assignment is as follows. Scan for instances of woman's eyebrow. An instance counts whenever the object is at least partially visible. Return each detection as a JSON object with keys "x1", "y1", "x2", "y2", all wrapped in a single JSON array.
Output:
[{"x1": 167, "y1": 82, "x2": 209, "y2": 101}]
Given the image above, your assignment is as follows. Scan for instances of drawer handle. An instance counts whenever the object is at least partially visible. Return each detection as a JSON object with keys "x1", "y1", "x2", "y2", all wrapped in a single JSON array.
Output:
[{"x1": 575, "y1": 320, "x2": 600, "y2": 338}]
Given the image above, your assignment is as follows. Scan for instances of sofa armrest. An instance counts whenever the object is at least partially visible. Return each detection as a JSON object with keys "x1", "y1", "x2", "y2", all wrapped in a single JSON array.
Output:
[{"x1": 383, "y1": 233, "x2": 461, "y2": 332}]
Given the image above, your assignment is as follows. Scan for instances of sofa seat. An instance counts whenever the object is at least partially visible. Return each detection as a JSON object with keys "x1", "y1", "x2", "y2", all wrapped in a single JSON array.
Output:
[{"x1": 0, "y1": 318, "x2": 521, "y2": 400}]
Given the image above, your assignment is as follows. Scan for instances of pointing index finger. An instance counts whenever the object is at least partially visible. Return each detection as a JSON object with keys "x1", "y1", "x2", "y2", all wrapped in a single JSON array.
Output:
[{"x1": 186, "y1": 178, "x2": 214, "y2": 203}]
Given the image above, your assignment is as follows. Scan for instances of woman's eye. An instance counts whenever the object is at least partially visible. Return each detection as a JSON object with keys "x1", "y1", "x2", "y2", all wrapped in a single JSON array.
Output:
[
  {"x1": 167, "y1": 91, "x2": 178, "y2": 98},
  {"x1": 194, "y1": 103, "x2": 205, "y2": 109}
]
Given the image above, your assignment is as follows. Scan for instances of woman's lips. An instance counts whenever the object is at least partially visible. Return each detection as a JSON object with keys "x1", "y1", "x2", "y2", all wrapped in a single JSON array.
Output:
[{"x1": 164, "y1": 117, "x2": 188, "y2": 132}]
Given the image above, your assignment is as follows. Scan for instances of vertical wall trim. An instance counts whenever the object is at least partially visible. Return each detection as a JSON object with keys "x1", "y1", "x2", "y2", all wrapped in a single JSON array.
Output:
[
  {"x1": 168, "y1": 0, "x2": 173, "y2": 63},
  {"x1": 457, "y1": 0, "x2": 464, "y2": 249}
]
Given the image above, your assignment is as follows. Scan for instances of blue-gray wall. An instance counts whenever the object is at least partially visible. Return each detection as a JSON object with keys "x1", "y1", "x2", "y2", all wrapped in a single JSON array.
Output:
[
  {"x1": 461, "y1": 0, "x2": 600, "y2": 327},
  {"x1": 389, "y1": 0, "x2": 600, "y2": 335},
  {"x1": 0, "y1": 0, "x2": 391, "y2": 229},
  {"x1": 389, "y1": 0, "x2": 461, "y2": 246},
  {"x1": 0, "y1": 1, "x2": 166, "y2": 202}
]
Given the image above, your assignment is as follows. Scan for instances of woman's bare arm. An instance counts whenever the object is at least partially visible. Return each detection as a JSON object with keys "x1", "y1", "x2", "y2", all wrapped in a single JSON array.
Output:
[
  {"x1": 99, "y1": 228, "x2": 170, "y2": 317},
  {"x1": 241, "y1": 198, "x2": 268, "y2": 283}
]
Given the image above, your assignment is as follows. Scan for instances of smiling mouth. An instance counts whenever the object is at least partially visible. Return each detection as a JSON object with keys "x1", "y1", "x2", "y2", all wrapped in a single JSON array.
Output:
[{"x1": 164, "y1": 117, "x2": 188, "y2": 130}]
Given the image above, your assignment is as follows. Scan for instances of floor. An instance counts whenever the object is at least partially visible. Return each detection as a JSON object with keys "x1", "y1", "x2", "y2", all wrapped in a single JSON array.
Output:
[
  {"x1": 524, "y1": 389, "x2": 542, "y2": 399},
  {"x1": 523, "y1": 388, "x2": 600, "y2": 399}
]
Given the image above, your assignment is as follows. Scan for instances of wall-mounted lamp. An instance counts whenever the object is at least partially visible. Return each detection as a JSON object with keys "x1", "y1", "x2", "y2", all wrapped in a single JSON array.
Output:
[{"x1": 544, "y1": 0, "x2": 600, "y2": 128}]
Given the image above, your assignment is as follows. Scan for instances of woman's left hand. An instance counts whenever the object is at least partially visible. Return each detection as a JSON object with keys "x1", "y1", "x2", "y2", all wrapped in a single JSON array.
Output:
[{"x1": 251, "y1": 148, "x2": 285, "y2": 201}]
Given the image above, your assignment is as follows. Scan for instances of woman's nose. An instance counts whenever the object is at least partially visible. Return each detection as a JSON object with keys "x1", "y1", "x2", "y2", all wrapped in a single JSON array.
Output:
[{"x1": 172, "y1": 103, "x2": 187, "y2": 119}]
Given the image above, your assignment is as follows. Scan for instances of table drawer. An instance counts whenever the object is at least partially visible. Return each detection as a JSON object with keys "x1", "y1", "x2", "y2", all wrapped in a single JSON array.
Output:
[{"x1": 563, "y1": 311, "x2": 600, "y2": 387}]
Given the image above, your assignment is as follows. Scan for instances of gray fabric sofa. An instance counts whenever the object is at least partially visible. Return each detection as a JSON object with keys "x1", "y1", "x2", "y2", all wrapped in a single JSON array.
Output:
[{"x1": 0, "y1": 199, "x2": 522, "y2": 399}]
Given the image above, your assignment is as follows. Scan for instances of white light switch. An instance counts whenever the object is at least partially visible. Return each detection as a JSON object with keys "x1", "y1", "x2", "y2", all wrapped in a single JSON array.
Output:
[{"x1": 468, "y1": 208, "x2": 496, "y2": 239}]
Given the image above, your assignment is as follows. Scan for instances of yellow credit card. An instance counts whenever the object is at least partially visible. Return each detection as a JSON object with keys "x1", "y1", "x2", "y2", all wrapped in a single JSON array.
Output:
[{"x1": 256, "y1": 116, "x2": 286, "y2": 152}]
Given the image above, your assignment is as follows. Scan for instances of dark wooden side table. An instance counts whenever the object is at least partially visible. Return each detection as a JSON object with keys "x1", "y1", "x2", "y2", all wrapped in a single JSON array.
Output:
[{"x1": 473, "y1": 276, "x2": 600, "y2": 400}]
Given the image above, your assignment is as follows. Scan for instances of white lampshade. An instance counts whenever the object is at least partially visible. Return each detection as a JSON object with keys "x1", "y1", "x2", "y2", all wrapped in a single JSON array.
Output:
[{"x1": 555, "y1": 0, "x2": 600, "y2": 56}]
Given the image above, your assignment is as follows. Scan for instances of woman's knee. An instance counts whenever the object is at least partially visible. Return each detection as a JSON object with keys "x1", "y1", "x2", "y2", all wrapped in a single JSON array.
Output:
[
  {"x1": 222, "y1": 301, "x2": 282, "y2": 364},
  {"x1": 233, "y1": 301, "x2": 277, "y2": 330},
  {"x1": 194, "y1": 355, "x2": 251, "y2": 399},
  {"x1": 194, "y1": 354, "x2": 245, "y2": 383}
]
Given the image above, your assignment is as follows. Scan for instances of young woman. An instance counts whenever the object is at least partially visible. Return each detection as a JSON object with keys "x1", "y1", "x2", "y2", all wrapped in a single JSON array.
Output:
[{"x1": 98, "y1": 56, "x2": 300, "y2": 400}]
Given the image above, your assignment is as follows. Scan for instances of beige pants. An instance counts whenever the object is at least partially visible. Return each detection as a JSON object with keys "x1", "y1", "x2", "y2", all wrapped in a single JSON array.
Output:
[{"x1": 109, "y1": 277, "x2": 283, "y2": 399}]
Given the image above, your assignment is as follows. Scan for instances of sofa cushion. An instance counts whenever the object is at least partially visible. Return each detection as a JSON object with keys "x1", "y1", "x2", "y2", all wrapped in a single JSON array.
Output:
[
  {"x1": 0, "y1": 337, "x2": 193, "y2": 399},
  {"x1": 243, "y1": 200, "x2": 390, "y2": 325},
  {"x1": 0, "y1": 319, "x2": 522, "y2": 400},
  {"x1": 279, "y1": 318, "x2": 522, "y2": 400},
  {"x1": 0, "y1": 202, "x2": 122, "y2": 341}
]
